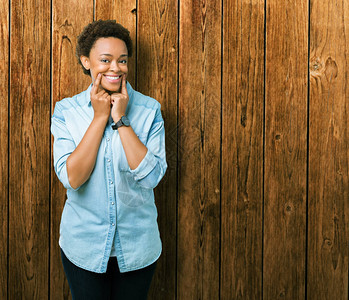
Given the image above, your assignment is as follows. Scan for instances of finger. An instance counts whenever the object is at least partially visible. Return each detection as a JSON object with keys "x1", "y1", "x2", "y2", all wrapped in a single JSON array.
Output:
[
  {"x1": 91, "y1": 73, "x2": 102, "y2": 94},
  {"x1": 121, "y1": 74, "x2": 128, "y2": 96},
  {"x1": 96, "y1": 89, "x2": 108, "y2": 98}
]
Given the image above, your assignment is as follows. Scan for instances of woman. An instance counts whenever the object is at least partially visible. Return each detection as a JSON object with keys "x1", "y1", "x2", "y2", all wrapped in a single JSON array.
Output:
[{"x1": 51, "y1": 20, "x2": 167, "y2": 300}]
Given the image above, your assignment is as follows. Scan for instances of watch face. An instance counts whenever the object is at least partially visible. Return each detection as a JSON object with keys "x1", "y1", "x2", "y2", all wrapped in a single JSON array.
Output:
[{"x1": 121, "y1": 116, "x2": 130, "y2": 126}]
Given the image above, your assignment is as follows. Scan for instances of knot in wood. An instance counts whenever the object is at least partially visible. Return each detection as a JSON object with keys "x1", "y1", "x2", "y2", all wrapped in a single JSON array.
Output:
[
  {"x1": 312, "y1": 62, "x2": 321, "y2": 71},
  {"x1": 285, "y1": 203, "x2": 292, "y2": 213},
  {"x1": 26, "y1": 49, "x2": 33, "y2": 69},
  {"x1": 59, "y1": 19, "x2": 72, "y2": 28},
  {"x1": 279, "y1": 289, "x2": 286, "y2": 297},
  {"x1": 323, "y1": 238, "x2": 332, "y2": 249},
  {"x1": 310, "y1": 57, "x2": 323, "y2": 76},
  {"x1": 325, "y1": 57, "x2": 338, "y2": 82},
  {"x1": 241, "y1": 114, "x2": 247, "y2": 127}
]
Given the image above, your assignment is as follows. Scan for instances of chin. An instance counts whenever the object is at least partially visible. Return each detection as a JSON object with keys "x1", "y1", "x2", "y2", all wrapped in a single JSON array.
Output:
[{"x1": 102, "y1": 84, "x2": 121, "y2": 94}]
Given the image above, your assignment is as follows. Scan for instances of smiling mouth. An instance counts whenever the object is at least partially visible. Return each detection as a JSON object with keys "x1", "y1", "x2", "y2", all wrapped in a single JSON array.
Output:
[{"x1": 104, "y1": 74, "x2": 122, "y2": 82}]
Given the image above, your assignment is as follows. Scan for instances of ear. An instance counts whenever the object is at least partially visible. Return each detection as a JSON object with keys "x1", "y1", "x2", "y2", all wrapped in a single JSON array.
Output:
[{"x1": 80, "y1": 56, "x2": 90, "y2": 70}]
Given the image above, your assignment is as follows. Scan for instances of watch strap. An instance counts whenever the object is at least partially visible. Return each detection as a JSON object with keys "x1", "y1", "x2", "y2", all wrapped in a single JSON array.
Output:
[{"x1": 112, "y1": 116, "x2": 129, "y2": 130}]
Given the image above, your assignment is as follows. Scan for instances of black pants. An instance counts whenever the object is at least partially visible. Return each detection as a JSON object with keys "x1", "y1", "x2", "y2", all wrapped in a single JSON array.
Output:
[{"x1": 61, "y1": 249, "x2": 157, "y2": 300}]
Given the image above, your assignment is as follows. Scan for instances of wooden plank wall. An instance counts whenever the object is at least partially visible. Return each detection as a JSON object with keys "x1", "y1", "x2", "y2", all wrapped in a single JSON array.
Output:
[
  {"x1": 9, "y1": 1, "x2": 51, "y2": 299},
  {"x1": 264, "y1": 0, "x2": 308, "y2": 298},
  {"x1": 0, "y1": 1, "x2": 9, "y2": 299},
  {"x1": 1, "y1": 0, "x2": 348, "y2": 299}
]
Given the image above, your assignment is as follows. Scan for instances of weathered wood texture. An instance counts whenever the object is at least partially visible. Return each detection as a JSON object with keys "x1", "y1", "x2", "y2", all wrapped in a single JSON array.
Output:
[
  {"x1": 308, "y1": 0, "x2": 349, "y2": 299},
  {"x1": 50, "y1": 2, "x2": 93, "y2": 299},
  {"x1": 2, "y1": 0, "x2": 349, "y2": 299},
  {"x1": 137, "y1": 0, "x2": 178, "y2": 299},
  {"x1": 178, "y1": 0, "x2": 221, "y2": 299},
  {"x1": 9, "y1": 0, "x2": 51, "y2": 298},
  {"x1": 264, "y1": 0, "x2": 309, "y2": 299},
  {"x1": 0, "y1": 1, "x2": 9, "y2": 299},
  {"x1": 221, "y1": 0, "x2": 264, "y2": 299}
]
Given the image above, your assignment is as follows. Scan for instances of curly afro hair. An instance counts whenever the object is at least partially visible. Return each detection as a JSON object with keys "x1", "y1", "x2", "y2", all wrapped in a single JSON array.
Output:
[{"x1": 76, "y1": 19, "x2": 133, "y2": 76}]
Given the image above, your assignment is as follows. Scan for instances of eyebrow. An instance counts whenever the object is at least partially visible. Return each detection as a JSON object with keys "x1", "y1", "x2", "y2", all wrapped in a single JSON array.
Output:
[{"x1": 99, "y1": 54, "x2": 128, "y2": 57}]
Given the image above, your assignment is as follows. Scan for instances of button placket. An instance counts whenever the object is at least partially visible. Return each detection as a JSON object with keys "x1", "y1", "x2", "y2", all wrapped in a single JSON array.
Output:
[{"x1": 105, "y1": 133, "x2": 116, "y2": 227}]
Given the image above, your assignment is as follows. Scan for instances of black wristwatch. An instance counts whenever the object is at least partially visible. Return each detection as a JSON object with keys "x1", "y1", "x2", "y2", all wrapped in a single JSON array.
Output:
[{"x1": 112, "y1": 116, "x2": 130, "y2": 130}]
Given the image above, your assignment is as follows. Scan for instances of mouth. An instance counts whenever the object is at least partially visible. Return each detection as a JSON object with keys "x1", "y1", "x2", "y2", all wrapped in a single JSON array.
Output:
[{"x1": 103, "y1": 74, "x2": 122, "y2": 83}]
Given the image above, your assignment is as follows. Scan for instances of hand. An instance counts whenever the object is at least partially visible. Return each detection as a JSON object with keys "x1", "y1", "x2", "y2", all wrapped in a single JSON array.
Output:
[
  {"x1": 111, "y1": 75, "x2": 129, "y2": 122},
  {"x1": 90, "y1": 73, "x2": 111, "y2": 120}
]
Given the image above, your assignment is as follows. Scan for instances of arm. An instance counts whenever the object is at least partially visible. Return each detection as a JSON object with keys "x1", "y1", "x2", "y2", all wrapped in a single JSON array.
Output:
[
  {"x1": 129, "y1": 116, "x2": 167, "y2": 189},
  {"x1": 111, "y1": 76, "x2": 167, "y2": 189},
  {"x1": 117, "y1": 126, "x2": 148, "y2": 170},
  {"x1": 66, "y1": 73, "x2": 111, "y2": 189},
  {"x1": 111, "y1": 75, "x2": 147, "y2": 170}
]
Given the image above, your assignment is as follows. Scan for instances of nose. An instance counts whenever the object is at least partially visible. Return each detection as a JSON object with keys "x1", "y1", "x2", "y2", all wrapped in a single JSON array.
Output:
[{"x1": 109, "y1": 60, "x2": 120, "y2": 72}]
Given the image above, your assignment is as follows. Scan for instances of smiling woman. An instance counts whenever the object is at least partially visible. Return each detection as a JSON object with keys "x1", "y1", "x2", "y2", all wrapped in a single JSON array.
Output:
[
  {"x1": 50, "y1": 20, "x2": 167, "y2": 300},
  {"x1": 80, "y1": 37, "x2": 128, "y2": 93}
]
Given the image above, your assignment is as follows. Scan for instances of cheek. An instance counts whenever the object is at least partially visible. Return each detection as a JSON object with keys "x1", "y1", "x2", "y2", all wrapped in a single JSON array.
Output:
[
  {"x1": 121, "y1": 65, "x2": 128, "y2": 74},
  {"x1": 90, "y1": 63, "x2": 107, "y2": 76}
]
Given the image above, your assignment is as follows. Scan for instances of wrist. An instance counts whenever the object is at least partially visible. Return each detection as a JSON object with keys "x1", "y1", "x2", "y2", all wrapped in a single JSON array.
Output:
[
  {"x1": 112, "y1": 114, "x2": 124, "y2": 123},
  {"x1": 93, "y1": 114, "x2": 109, "y2": 124},
  {"x1": 112, "y1": 115, "x2": 130, "y2": 130}
]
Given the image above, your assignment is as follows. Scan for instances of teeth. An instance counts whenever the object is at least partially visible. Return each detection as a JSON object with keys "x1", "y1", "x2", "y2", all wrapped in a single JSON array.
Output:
[{"x1": 105, "y1": 75, "x2": 120, "y2": 79}]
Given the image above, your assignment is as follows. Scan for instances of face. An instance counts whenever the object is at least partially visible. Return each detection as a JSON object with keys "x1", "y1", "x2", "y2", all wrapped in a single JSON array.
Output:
[{"x1": 80, "y1": 37, "x2": 128, "y2": 93}]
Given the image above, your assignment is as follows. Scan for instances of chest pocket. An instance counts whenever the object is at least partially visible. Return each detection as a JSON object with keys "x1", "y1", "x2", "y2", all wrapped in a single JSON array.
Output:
[{"x1": 113, "y1": 131, "x2": 152, "y2": 208}]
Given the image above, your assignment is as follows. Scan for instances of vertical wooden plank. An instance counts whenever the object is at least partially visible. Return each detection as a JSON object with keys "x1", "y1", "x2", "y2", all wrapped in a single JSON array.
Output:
[
  {"x1": 95, "y1": 0, "x2": 137, "y2": 88},
  {"x1": 9, "y1": 0, "x2": 50, "y2": 298},
  {"x1": 178, "y1": 0, "x2": 221, "y2": 299},
  {"x1": 308, "y1": 0, "x2": 349, "y2": 298},
  {"x1": 0, "y1": 1, "x2": 9, "y2": 299},
  {"x1": 264, "y1": 0, "x2": 308, "y2": 299},
  {"x1": 137, "y1": 1, "x2": 178, "y2": 299},
  {"x1": 221, "y1": 0, "x2": 264, "y2": 298},
  {"x1": 51, "y1": 1, "x2": 93, "y2": 298}
]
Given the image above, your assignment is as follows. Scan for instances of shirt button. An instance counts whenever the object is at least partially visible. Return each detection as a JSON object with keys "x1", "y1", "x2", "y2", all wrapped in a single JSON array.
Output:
[
  {"x1": 112, "y1": 223, "x2": 115, "y2": 226},
  {"x1": 111, "y1": 202, "x2": 115, "y2": 205},
  {"x1": 107, "y1": 138, "x2": 110, "y2": 142},
  {"x1": 110, "y1": 181, "x2": 113, "y2": 185},
  {"x1": 107, "y1": 159, "x2": 111, "y2": 163}
]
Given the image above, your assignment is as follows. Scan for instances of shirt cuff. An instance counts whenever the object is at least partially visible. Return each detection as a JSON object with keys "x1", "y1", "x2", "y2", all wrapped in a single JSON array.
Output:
[
  {"x1": 59, "y1": 164, "x2": 80, "y2": 191},
  {"x1": 129, "y1": 149, "x2": 158, "y2": 181}
]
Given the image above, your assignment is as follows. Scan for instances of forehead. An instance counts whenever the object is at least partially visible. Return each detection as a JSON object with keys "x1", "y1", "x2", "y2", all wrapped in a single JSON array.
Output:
[{"x1": 90, "y1": 37, "x2": 128, "y2": 55}]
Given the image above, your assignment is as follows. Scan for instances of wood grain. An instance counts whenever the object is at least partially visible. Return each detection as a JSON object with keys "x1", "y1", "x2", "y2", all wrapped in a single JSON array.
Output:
[
  {"x1": 308, "y1": 0, "x2": 349, "y2": 298},
  {"x1": 9, "y1": 0, "x2": 50, "y2": 298},
  {"x1": 95, "y1": 0, "x2": 137, "y2": 88},
  {"x1": 137, "y1": 1, "x2": 178, "y2": 299},
  {"x1": 51, "y1": 1, "x2": 93, "y2": 298},
  {"x1": 178, "y1": 0, "x2": 221, "y2": 299},
  {"x1": 263, "y1": 0, "x2": 308, "y2": 299},
  {"x1": 221, "y1": 0, "x2": 264, "y2": 299},
  {"x1": 2, "y1": 1, "x2": 349, "y2": 298},
  {"x1": 0, "y1": 1, "x2": 9, "y2": 299}
]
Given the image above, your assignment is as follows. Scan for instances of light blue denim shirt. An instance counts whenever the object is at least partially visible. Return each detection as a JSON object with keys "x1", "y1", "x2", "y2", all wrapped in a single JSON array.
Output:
[{"x1": 51, "y1": 82, "x2": 167, "y2": 273}]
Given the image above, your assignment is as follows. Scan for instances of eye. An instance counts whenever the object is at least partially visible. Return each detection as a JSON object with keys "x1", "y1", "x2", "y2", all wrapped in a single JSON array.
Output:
[
  {"x1": 101, "y1": 59, "x2": 109, "y2": 63},
  {"x1": 119, "y1": 59, "x2": 127, "y2": 64}
]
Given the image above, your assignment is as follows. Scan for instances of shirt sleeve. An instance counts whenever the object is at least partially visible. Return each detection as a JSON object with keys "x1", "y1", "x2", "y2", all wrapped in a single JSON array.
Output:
[
  {"x1": 129, "y1": 106, "x2": 167, "y2": 189},
  {"x1": 51, "y1": 103, "x2": 79, "y2": 191}
]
